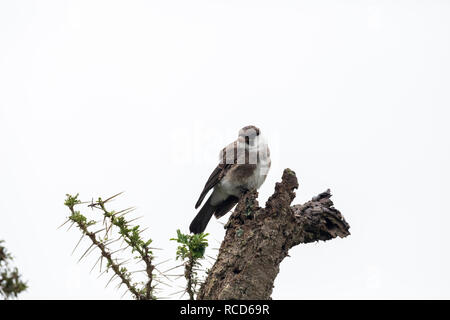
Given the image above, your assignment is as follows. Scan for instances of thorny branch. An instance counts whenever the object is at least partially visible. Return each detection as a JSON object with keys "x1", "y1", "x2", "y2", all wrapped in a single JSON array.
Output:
[{"x1": 64, "y1": 193, "x2": 156, "y2": 300}]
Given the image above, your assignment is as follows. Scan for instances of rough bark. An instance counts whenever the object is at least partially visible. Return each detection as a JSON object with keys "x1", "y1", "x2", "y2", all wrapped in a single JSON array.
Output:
[{"x1": 197, "y1": 168, "x2": 350, "y2": 300}]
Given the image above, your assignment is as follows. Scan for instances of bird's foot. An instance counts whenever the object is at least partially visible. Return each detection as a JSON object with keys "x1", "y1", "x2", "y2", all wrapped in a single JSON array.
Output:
[{"x1": 238, "y1": 186, "x2": 250, "y2": 196}]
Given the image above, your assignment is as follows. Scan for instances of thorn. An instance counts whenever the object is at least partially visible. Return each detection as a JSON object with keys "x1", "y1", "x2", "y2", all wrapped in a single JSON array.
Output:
[
  {"x1": 88, "y1": 201, "x2": 101, "y2": 209},
  {"x1": 117, "y1": 258, "x2": 131, "y2": 267},
  {"x1": 154, "y1": 259, "x2": 171, "y2": 267},
  {"x1": 105, "y1": 223, "x2": 113, "y2": 236},
  {"x1": 57, "y1": 219, "x2": 71, "y2": 230},
  {"x1": 90, "y1": 256, "x2": 102, "y2": 274},
  {"x1": 78, "y1": 243, "x2": 95, "y2": 263},
  {"x1": 153, "y1": 278, "x2": 172, "y2": 287},
  {"x1": 154, "y1": 267, "x2": 172, "y2": 282},
  {"x1": 105, "y1": 273, "x2": 117, "y2": 288},
  {"x1": 125, "y1": 216, "x2": 143, "y2": 225},
  {"x1": 103, "y1": 192, "x2": 125, "y2": 203},
  {"x1": 66, "y1": 221, "x2": 76, "y2": 232},
  {"x1": 92, "y1": 228, "x2": 106, "y2": 235},
  {"x1": 162, "y1": 263, "x2": 184, "y2": 273},
  {"x1": 97, "y1": 266, "x2": 108, "y2": 279},
  {"x1": 71, "y1": 234, "x2": 85, "y2": 255},
  {"x1": 178, "y1": 289, "x2": 187, "y2": 300},
  {"x1": 129, "y1": 269, "x2": 146, "y2": 274},
  {"x1": 110, "y1": 247, "x2": 127, "y2": 255},
  {"x1": 84, "y1": 242, "x2": 99, "y2": 259},
  {"x1": 138, "y1": 227, "x2": 148, "y2": 235},
  {"x1": 120, "y1": 288, "x2": 129, "y2": 299},
  {"x1": 115, "y1": 207, "x2": 136, "y2": 217},
  {"x1": 170, "y1": 289, "x2": 186, "y2": 296},
  {"x1": 103, "y1": 237, "x2": 122, "y2": 247}
]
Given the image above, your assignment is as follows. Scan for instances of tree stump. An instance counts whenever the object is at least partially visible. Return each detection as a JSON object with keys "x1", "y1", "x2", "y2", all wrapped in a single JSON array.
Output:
[{"x1": 198, "y1": 168, "x2": 350, "y2": 300}]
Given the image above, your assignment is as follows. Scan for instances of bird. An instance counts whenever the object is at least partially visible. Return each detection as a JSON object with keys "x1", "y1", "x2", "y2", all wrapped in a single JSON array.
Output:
[{"x1": 189, "y1": 125, "x2": 271, "y2": 234}]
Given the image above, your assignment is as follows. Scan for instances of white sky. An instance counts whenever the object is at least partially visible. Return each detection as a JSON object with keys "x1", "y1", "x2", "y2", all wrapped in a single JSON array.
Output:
[{"x1": 1, "y1": 0, "x2": 449, "y2": 299}]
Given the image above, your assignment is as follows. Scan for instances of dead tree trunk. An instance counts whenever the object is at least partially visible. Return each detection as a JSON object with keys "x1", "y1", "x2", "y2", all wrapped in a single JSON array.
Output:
[{"x1": 197, "y1": 168, "x2": 350, "y2": 300}]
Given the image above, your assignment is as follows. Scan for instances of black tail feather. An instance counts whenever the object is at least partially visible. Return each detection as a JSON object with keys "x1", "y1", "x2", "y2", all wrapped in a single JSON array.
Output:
[{"x1": 190, "y1": 196, "x2": 215, "y2": 234}]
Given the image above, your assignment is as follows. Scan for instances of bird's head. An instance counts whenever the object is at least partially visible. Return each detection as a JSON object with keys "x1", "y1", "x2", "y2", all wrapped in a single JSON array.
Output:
[{"x1": 238, "y1": 125, "x2": 261, "y2": 146}]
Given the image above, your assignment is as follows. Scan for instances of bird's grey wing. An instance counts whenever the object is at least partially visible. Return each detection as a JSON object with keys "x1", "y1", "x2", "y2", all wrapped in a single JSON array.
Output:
[
  {"x1": 195, "y1": 164, "x2": 229, "y2": 209},
  {"x1": 195, "y1": 142, "x2": 237, "y2": 209}
]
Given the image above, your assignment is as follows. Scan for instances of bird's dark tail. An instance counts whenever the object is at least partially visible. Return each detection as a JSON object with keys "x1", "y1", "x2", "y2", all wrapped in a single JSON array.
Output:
[{"x1": 190, "y1": 196, "x2": 215, "y2": 234}]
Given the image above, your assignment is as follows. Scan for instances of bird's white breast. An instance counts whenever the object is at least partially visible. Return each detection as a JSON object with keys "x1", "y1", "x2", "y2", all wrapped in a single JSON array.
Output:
[
  {"x1": 253, "y1": 138, "x2": 271, "y2": 189},
  {"x1": 216, "y1": 136, "x2": 271, "y2": 198}
]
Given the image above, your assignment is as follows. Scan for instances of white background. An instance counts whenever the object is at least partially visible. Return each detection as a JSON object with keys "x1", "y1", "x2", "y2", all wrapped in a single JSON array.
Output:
[{"x1": 1, "y1": 0, "x2": 449, "y2": 299}]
